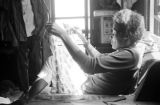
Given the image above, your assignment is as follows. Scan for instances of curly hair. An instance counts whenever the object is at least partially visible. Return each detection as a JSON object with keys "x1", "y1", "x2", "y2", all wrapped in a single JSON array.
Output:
[{"x1": 113, "y1": 9, "x2": 145, "y2": 44}]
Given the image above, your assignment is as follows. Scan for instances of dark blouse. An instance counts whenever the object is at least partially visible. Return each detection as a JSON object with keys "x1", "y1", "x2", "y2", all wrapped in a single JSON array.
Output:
[{"x1": 74, "y1": 48, "x2": 139, "y2": 95}]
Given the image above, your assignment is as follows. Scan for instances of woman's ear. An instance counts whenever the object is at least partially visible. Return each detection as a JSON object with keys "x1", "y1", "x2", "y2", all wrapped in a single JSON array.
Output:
[{"x1": 119, "y1": 36, "x2": 133, "y2": 48}]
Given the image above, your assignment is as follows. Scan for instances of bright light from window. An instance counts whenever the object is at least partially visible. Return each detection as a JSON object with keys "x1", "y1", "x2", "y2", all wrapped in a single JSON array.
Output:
[
  {"x1": 55, "y1": 0, "x2": 85, "y2": 17},
  {"x1": 53, "y1": 0, "x2": 88, "y2": 95}
]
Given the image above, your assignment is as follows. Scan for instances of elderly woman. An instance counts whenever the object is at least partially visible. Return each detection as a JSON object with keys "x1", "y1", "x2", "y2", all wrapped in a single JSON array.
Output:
[
  {"x1": 46, "y1": 9, "x2": 145, "y2": 95},
  {"x1": 13, "y1": 9, "x2": 145, "y2": 105}
]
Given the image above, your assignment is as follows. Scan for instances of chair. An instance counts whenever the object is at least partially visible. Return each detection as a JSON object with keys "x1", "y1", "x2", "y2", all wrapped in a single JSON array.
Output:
[{"x1": 134, "y1": 59, "x2": 160, "y2": 102}]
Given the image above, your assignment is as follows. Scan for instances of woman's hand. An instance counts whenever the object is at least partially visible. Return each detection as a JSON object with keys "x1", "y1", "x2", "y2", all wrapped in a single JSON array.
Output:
[{"x1": 45, "y1": 23, "x2": 67, "y2": 38}]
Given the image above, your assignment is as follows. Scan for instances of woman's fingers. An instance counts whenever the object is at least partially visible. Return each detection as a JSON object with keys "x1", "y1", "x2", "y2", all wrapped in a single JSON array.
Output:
[
  {"x1": 45, "y1": 23, "x2": 69, "y2": 39},
  {"x1": 45, "y1": 23, "x2": 65, "y2": 37}
]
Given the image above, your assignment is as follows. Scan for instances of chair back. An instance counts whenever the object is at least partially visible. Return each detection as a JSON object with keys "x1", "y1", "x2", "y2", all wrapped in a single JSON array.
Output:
[{"x1": 134, "y1": 59, "x2": 160, "y2": 102}]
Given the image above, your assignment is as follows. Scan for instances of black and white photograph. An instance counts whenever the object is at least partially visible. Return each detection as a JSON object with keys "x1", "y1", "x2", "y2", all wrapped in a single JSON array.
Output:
[{"x1": 0, "y1": 0, "x2": 160, "y2": 105}]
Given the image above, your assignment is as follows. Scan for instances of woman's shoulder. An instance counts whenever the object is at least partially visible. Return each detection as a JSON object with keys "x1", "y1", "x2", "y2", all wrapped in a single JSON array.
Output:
[{"x1": 110, "y1": 48, "x2": 137, "y2": 57}]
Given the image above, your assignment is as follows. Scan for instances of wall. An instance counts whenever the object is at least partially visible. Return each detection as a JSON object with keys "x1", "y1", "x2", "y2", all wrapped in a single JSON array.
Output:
[{"x1": 90, "y1": 0, "x2": 120, "y2": 53}]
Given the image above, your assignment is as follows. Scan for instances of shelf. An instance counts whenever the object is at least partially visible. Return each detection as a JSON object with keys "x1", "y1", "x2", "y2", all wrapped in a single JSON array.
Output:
[{"x1": 93, "y1": 10, "x2": 117, "y2": 17}]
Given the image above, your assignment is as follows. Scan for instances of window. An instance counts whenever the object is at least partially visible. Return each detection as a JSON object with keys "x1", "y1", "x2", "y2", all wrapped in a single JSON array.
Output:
[
  {"x1": 55, "y1": 0, "x2": 85, "y2": 17},
  {"x1": 154, "y1": 0, "x2": 160, "y2": 36},
  {"x1": 48, "y1": 0, "x2": 90, "y2": 94},
  {"x1": 53, "y1": 0, "x2": 90, "y2": 46}
]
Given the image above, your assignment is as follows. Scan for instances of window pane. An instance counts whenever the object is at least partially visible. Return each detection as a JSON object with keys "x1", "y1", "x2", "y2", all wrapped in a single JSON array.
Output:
[
  {"x1": 154, "y1": 0, "x2": 160, "y2": 36},
  {"x1": 55, "y1": 0, "x2": 85, "y2": 17},
  {"x1": 55, "y1": 19, "x2": 85, "y2": 44},
  {"x1": 154, "y1": 0, "x2": 160, "y2": 16}
]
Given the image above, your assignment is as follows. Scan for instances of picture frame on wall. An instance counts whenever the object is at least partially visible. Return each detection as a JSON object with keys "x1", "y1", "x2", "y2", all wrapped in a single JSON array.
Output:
[
  {"x1": 94, "y1": 10, "x2": 116, "y2": 44},
  {"x1": 100, "y1": 16, "x2": 113, "y2": 44}
]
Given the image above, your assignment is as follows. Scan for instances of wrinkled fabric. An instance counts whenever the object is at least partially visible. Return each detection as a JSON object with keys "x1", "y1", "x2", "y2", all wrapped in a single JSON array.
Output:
[
  {"x1": 30, "y1": 0, "x2": 49, "y2": 38},
  {"x1": 136, "y1": 31, "x2": 160, "y2": 86},
  {"x1": 138, "y1": 31, "x2": 160, "y2": 64},
  {"x1": 27, "y1": 0, "x2": 51, "y2": 85},
  {"x1": 0, "y1": 0, "x2": 28, "y2": 91},
  {"x1": 0, "y1": 0, "x2": 27, "y2": 45},
  {"x1": 27, "y1": 35, "x2": 43, "y2": 84},
  {"x1": 37, "y1": 44, "x2": 87, "y2": 94},
  {"x1": 22, "y1": 0, "x2": 35, "y2": 37},
  {"x1": 11, "y1": 0, "x2": 27, "y2": 42},
  {"x1": 0, "y1": 97, "x2": 11, "y2": 104},
  {"x1": 30, "y1": 0, "x2": 51, "y2": 64},
  {"x1": 16, "y1": 42, "x2": 29, "y2": 91}
]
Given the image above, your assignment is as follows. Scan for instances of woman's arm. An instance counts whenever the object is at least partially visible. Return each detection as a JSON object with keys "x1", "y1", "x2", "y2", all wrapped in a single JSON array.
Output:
[
  {"x1": 45, "y1": 23, "x2": 96, "y2": 74},
  {"x1": 73, "y1": 29, "x2": 101, "y2": 57}
]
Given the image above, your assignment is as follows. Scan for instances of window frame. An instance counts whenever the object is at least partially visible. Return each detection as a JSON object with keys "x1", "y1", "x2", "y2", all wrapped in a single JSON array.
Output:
[{"x1": 49, "y1": 0, "x2": 90, "y2": 41}]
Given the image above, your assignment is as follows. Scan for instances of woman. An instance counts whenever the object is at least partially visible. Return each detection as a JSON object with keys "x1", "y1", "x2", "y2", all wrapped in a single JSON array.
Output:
[
  {"x1": 45, "y1": 9, "x2": 145, "y2": 95},
  {"x1": 10, "y1": 9, "x2": 146, "y2": 105}
]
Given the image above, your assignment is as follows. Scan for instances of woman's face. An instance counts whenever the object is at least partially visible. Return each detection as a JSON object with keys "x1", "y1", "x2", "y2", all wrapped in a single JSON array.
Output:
[{"x1": 111, "y1": 30, "x2": 119, "y2": 50}]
